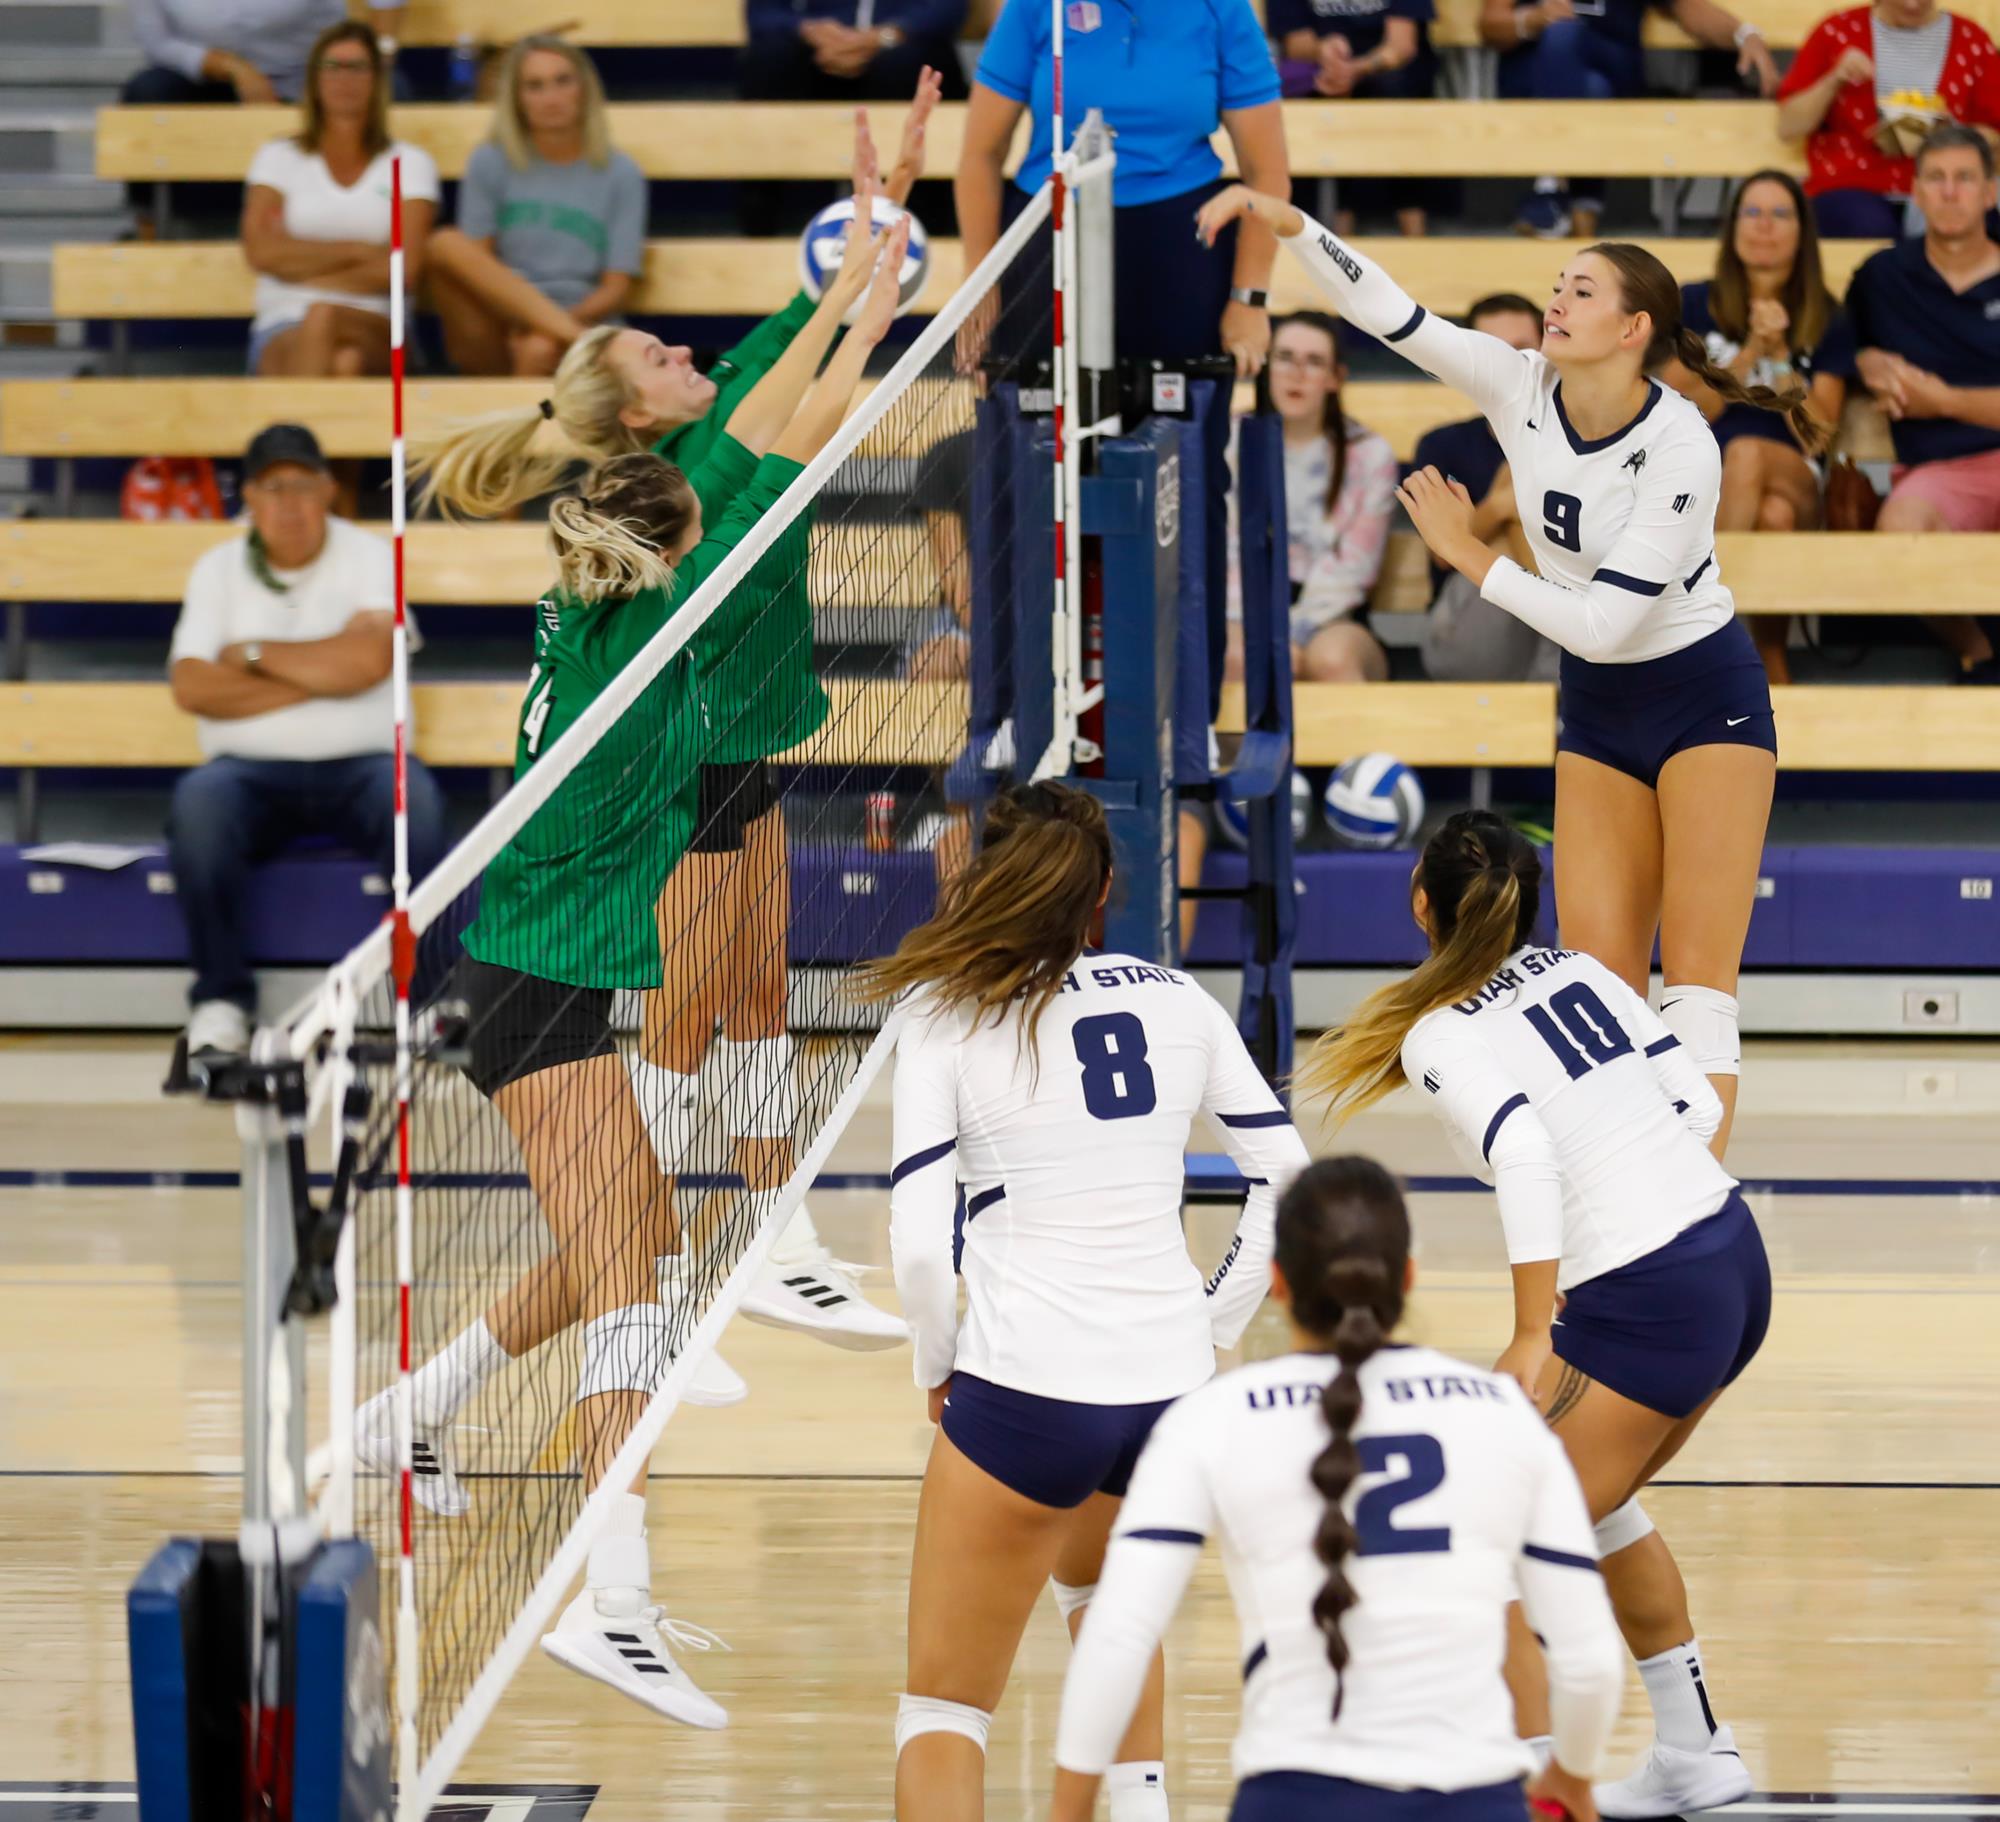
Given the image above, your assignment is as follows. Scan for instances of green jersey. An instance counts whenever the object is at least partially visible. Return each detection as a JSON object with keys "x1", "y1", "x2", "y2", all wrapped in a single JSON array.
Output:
[
  {"x1": 464, "y1": 447, "x2": 805, "y2": 988},
  {"x1": 655, "y1": 293, "x2": 831, "y2": 766}
]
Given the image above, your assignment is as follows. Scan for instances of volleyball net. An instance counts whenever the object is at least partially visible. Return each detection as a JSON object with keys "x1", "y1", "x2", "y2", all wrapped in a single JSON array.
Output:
[{"x1": 269, "y1": 155, "x2": 1110, "y2": 1816}]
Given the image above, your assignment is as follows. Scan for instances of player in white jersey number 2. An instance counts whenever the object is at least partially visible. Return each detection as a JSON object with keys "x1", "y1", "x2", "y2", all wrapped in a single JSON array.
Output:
[
  {"x1": 1197, "y1": 186, "x2": 1831, "y2": 1159},
  {"x1": 1303, "y1": 811, "x2": 1773, "y2": 1820},
  {"x1": 864, "y1": 782, "x2": 1312, "y2": 1822},
  {"x1": 1049, "y1": 1156, "x2": 1626, "y2": 1822}
]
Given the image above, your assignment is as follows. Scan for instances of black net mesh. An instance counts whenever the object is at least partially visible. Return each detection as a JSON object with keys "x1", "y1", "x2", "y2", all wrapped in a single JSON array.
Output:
[{"x1": 339, "y1": 218, "x2": 1055, "y2": 1776}]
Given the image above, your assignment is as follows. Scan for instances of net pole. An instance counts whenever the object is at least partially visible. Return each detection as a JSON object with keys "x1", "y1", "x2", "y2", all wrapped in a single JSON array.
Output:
[
  {"x1": 386, "y1": 151, "x2": 421, "y2": 1819},
  {"x1": 1049, "y1": 0, "x2": 1071, "y2": 775}
]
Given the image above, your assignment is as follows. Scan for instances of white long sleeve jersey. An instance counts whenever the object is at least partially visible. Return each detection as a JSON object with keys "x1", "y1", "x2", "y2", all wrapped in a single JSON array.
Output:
[
  {"x1": 888, "y1": 954, "x2": 1312, "y2": 1404},
  {"x1": 1055, "y1": 1347, "x2": 1626, "y2": 1789},
  {"x1": 1282, "y1": 212, "x2": 1737, "y2": 663},
  {"x1": 1401, "y1": 945, "x2": 1736, "y2": 1291}
]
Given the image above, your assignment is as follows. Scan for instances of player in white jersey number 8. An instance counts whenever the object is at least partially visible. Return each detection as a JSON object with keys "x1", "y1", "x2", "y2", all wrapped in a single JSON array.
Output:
[
  {"x1": 864, "y1": 782, "x2": 1312, "y2": 1822},
  {"x1": 1050, "y1": 1157, "x2": 1627, "y2": 1822},
  {"x1": 1302, "y1": 811, "x2": 1773, "y2": 1820},
  {"x1": 1196, "y1": 185, "x2": 1833, "y2": 1159}
]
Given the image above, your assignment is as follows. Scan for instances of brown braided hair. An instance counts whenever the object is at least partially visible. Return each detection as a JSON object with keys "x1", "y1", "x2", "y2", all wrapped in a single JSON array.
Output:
[{"x1": 1273, "y1": 1156, "x2": 1412, "y2": 1716}]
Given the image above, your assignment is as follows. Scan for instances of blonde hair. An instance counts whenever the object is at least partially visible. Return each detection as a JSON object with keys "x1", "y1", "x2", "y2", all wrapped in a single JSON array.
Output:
[
  {"x1": 1295, "y1": 811, "x2": 1542, "y2": 1120},
  {"x1": 546, "y1": 452, "x2": 696, "y2": 603},
  {"x1": 409, "y1": 324, "x2": 649, "y2": 520},
  {"x1": 298, "y1": 21, "x2": 390, "y2": 159},
  {"x1": 491, "y1": 36, "x2": 613, "y2": 170}
]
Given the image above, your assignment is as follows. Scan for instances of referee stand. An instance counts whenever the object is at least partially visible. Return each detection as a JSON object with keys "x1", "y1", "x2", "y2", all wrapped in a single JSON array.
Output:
[{"x1": 137, "y1": 1033, "x2": 391, "y2": 1821}]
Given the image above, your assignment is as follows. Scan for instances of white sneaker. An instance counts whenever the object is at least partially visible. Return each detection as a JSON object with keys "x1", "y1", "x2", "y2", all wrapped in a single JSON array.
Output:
[
  {"x1": 1594, "y1": 1727, "x2": 1751, "y2": 1819},
  {"x1": 187, "y1": 1000, "x2": 249, "y2": 1057},
  {"x1": 540, "y1": 1590, "x2": 729, "y2": 1730},
  {"x1": 739, "y1": 1218, "x2": 908, "y2": 1351},
  {"x1": 683, "y1": 1347, "x2": 748, "y2": 1408},
  {"x1": 354, "y1": 1387, "x2": 468, "y2": 1518}
]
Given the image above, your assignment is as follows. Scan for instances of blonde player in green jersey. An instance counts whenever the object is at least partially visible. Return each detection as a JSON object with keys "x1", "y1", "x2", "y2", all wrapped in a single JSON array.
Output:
[
  {"x1": 409, "y1": 77, "x2": 942, "y2": 1353},
  {"x1": 361, "y1": 220, "x2": 911, "y2": 1734}
]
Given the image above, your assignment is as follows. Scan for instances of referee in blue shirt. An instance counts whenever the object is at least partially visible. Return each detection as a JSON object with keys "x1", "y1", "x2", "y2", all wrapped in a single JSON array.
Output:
[{"x1": 956, "y1": 0, "x2": 1291, "y2": 713}]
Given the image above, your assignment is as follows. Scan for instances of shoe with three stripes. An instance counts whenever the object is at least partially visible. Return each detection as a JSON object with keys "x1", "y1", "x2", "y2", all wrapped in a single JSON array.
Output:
[
  {"x1": 354, "y1": 1387, "x2": 468, "y2": 1518},
  {"x1": 1594, "y1": 1726, "x2": 1751, "y2": 1819},
  {"x1": 540, "y1": 1589, "x2": 729, "y2": 1729},
  {"x1": 736, "y1": 1203, "x2": 908, "y2": 1351}
]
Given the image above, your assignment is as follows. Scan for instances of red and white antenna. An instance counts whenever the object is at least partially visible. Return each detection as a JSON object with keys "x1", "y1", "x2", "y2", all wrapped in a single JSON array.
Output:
[
  {"x1": 387, "y1": 150, "x2": 420, "y2": 1813},
  {"x1": 1049, "y1": 0, "x2": 1072, "y2": 775}
]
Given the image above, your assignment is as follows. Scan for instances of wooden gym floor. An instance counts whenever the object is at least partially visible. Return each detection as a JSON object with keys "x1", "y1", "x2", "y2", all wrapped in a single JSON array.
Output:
[{"x1": 2, "y1": 1033, "x2": 1996, "y2": 1820}]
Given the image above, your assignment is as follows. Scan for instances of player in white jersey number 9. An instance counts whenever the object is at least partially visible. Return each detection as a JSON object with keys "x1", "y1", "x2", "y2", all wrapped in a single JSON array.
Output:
[
  {"x1": 1196, "y1": 185, "x2": 1833, "y2": 1159},
  {"x1": 862, "y1": 781, "x2": 1312, "y2": 1822},
  {"x1": 1300, "y1": 811, "x2": 1772, "y2": 1821},
  {"x1": 1049, "y1": 1158, "x2": 1625, "y2": 1822}
]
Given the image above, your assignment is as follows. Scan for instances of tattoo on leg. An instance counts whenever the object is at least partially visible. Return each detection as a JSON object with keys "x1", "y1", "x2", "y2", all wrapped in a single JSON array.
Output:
[{"x1": 1545, "y1": 1361, "x2": 1591, "y2": 1426}]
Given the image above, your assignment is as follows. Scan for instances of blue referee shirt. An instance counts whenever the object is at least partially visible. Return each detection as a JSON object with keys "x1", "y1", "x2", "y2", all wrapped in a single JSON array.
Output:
[
  {"x1": 1847, "y1": 236, "x2": 2000, "y2": 468},
  {"x1": 975, "y1": 0, "x2": 1281, "y2": 205}
]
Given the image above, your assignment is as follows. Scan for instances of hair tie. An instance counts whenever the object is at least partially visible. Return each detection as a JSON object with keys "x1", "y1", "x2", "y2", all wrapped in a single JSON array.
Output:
[{"x1": 539, "y1": 398, "x2": 555, "y2": 420}]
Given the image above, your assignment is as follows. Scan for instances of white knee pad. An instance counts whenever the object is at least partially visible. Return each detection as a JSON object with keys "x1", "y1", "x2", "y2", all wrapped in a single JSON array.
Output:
[
  {"x1": 895, "y1": 1693, "x2": 992, "y2": 1757},
  {"x1": 1051, "y1": 1579, "x2": 1096, "y2": 1623},
  {"x1": 576, "y1": 1303, "x2": 670, "y2": 1401},
  {"x1": 1658, "y1": 985, "x2": 1740, "y2": 1078},
  {"x1": 1594, "y1": 1496, "x2": 1657, "y2": 1558},
  {"x1": 628, "y1": 1056, "x2": 700, "y2": 1174},
  {"x1": 717, "y1": 1034, "x2": 799, "y2": 1138}
]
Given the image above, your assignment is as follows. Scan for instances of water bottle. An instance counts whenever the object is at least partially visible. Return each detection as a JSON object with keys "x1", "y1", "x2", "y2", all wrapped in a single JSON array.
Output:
[{"x1": 448, "y1": 32, "x2": 479, "y2": 102}]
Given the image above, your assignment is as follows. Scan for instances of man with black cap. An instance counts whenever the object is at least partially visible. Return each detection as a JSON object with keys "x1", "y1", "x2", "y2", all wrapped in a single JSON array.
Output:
[{"x1": 166, "y1": 421, "x2": 445, "y2": 1056}]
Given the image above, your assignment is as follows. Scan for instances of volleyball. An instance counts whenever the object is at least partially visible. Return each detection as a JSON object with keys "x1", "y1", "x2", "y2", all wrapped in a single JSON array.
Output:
[
  {"x1": 1213, "y1": 770, "x2": 1314, "y2": 850},
  {"x1": 1324, "y1": 754, "x2": 1425, "y2": 850},
  {"x1": 799, "y1": 194, "x2": 931, "y2": 321}
]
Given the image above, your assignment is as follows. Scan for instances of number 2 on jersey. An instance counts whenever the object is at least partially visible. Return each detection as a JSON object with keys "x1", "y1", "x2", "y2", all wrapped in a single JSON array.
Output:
[
  {"x1": 1354, "y1": 1432, "x2": 1451, "y2": 1555},
  {"x1": 1072, "y1": 1012, "x2": 1157, "y2": 1120},
  {"x1": 1542, "y1": 489, "x2": 1583, "y2": 552},
  {"x1": 1525, "y1": 981, "x2": 1634, "y2": 1080}
]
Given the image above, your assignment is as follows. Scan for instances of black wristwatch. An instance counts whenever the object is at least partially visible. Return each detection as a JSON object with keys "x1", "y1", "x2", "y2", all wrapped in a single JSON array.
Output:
[{"x1": 1229, "y1": 286, "x2": 1269, "y2": 308}]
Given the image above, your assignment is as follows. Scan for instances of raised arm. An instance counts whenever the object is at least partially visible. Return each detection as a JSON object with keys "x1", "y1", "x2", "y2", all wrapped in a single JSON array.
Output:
[
  {"x1": 1198, "y1": 998, "x2": 1312, "y2": 1349},
  {"x1": 772, "y1": 219, "x2": 911, "y2": 466},
  {"x1": 1196, "y1": 190, "x2": 1538, "y2": 421}
]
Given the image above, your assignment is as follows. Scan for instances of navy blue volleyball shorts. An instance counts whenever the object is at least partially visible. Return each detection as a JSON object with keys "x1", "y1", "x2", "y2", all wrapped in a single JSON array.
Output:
[
  {"x1": 1558, "y1": 619, "x2": 1777, "y2": 788},
  {"x1": 940, "y1": 1372, "x2": 1176, "y2": 1510},
  {"x1": 1553, "y1": 1191, "x2": 1772, "y2": 1419},
  {"x1": 1231, "y1": 1774, "x2": 1529, "y2": 1822}
]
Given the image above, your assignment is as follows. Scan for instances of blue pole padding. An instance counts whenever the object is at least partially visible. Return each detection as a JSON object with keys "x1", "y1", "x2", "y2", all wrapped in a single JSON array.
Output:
[
  {"x1": 293, "y1": 1539, "x2": 391, "y2": 1822},
  {"x1": 128, "y1": 1538, "x2": 201, "y2": 1822}
]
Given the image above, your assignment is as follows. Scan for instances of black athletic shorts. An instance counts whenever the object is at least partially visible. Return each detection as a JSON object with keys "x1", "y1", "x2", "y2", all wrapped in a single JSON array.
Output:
[
  {"x1": 453, "y1": 954, "x2": 616, "y2": 1099},
  {"x1": 690, "y1": 758, "x2": 778, "y2": 854}
]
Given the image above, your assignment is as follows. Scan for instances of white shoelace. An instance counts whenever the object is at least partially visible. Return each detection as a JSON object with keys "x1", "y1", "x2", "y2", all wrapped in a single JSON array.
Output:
[{"x1": 642, "y1": 1609, "x2": 731, "y2": 1656}]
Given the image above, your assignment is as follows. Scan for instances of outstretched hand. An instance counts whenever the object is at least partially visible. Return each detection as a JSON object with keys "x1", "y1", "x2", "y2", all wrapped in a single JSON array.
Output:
[
  {"x1": 885, "y1": 65, "x2": 945, "y2": 206},
  {"x1": 1396, "y1": 466, "x2": 1487, "y2": 578},
  {"x1": 855, "y1": 217, "x2": 913, "y2": 344},
  {"x1": 1194, "y1": 183, "x2": 1304, "y2": 249},
  {"x1": 827, "y1": 163, "x2": 883, "y2": 310}
]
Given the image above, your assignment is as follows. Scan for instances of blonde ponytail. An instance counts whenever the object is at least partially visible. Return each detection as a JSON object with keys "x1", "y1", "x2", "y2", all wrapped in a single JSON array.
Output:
[
  {"x1": 409, "y1": 324, "x2": 648, "y2": 521},
  {"x1": 544, "y1": 451, "x2": 698, "y2": 604},
  {"x1": 1294, "y1": 810, "x2": 1542, "y2": 1120}
]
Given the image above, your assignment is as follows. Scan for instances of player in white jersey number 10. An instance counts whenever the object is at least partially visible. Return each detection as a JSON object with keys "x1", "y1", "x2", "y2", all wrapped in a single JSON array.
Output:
[
  {"x1": 1196, "y1": 184, "x2": 1830, "y2": 1160},
  {"x1": 861, "y1": 782, "x2": 1313, "y2": 1822},
  {"x1": 1302, "y1": 811, "x2": 1773, "y2": 1820},
  {"x1": 1049, "y1": 1157, "x2": 1626, "y2": 1822}
]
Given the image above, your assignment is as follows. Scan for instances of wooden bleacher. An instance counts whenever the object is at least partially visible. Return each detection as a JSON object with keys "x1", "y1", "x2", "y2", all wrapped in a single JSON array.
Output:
[
  {"x1": 393, "y1": 0, "x2": 2000, "y2": 53},
  {"x1": 50, "y1": 236, "x2": 1891, "y2": 323},
  {"x1": 94, "y1": 98, "x2": 1806, "y2": 182},
  {"x1": 4, "y1": 520, "x2": 1987, "y2": 619},
  {"x1": 4, "y1": 677, "x2": 1992, "y2": 772},
  {"x1": 0, "y1": 374, "x2": 1899, "y2": 464}
]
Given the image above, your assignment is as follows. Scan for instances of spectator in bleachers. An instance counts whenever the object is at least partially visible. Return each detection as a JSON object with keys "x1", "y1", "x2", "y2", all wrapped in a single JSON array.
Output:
[
  {"x1": 1663, "y1": 170, "x2": 1856, "y2": 684},
  {"x1": 240, "y1": 22, "x2": 437, "y2": 380},
  {"x1": 165, "y1": 423, "x2": 445, "y2": 1058},
  {"x1": 1848, "y1": 122, "x2": 2000, "y2": 680},
  {"x1": 1268, "y1": 0, "x2": 1440, "y2": 236},
  {"x1": 742, "y1": 0, "x2": 970, "y2": 104},
  {"x1": 1480, "y1": 0, "x2": 1778, "y2": 238},
  {"x1": 1404, "y1": 292, "x2": 1561, "y2": 682},
  {"x1": 425, "y1": 37, "x2": 645, "y2": 379},
  {"x1": 127, "y1": 0, "x2": 406, "y2": 108},
  {"x1": 959, "y1": 0, "x2": 1290, "y2": 723},
  {"x1": 1776, "y1": 0, "x2": 2000, "y2": 238},
  {"x1": 1225, "y1": 312, "x2": 1398, "y2": 683}
]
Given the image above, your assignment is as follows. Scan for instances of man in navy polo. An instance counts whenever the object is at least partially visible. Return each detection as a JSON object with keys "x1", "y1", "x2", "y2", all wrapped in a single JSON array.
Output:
[{"x1": 1848, "y1": 121, "x2": 2000, "y2": 682}]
